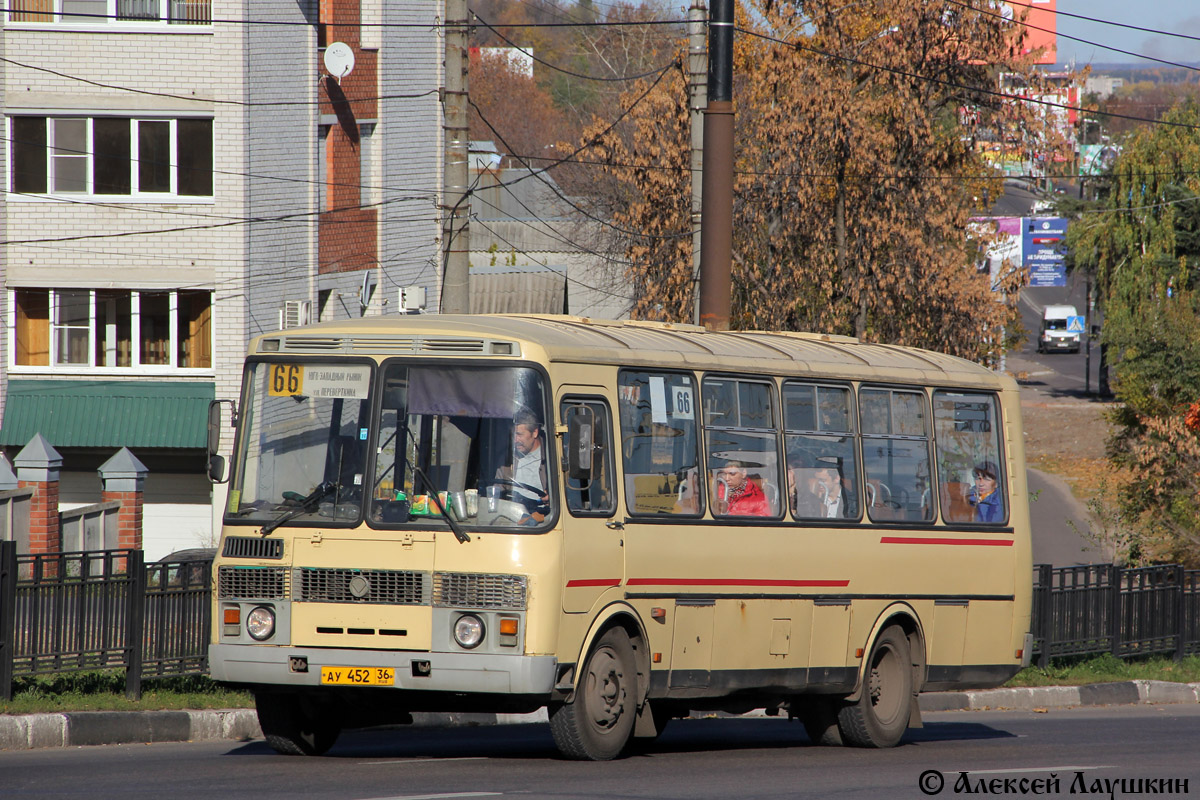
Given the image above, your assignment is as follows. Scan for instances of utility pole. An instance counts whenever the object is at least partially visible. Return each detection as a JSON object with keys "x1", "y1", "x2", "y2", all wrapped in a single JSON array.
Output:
[
  {"x1": 688, "y1": 1, "x2": 707, "y2": 326},
  {"x1": 697, "y1": 0, "x2": 733, "y2": 331},
  {"x1": 441, "y1": 0, "x2": 471, "y2": 314}
]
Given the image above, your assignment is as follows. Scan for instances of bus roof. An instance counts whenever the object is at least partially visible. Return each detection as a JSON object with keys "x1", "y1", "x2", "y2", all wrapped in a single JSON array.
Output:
[{"x1": 255, "y1": 314, "x2": 1012, "y2": 389}]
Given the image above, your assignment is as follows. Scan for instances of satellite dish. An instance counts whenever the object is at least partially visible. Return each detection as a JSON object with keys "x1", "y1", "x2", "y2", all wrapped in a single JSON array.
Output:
[{"x1": 323, "y1": 42, "x2": 355, "y2": 81}]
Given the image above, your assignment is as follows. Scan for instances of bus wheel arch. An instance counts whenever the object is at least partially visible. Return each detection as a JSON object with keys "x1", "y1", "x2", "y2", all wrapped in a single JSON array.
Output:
[
  {"x1": 549, "y1": 603, "x2": 648, "y2": 760},
  {"x1": 838, "y1": 605, "x2": 926, "y2": 748}
]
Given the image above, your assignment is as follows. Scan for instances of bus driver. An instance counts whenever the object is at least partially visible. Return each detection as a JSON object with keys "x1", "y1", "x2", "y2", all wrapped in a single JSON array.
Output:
[{"x1": 496, "y1": 410, "x2": 551, "y2": 524}]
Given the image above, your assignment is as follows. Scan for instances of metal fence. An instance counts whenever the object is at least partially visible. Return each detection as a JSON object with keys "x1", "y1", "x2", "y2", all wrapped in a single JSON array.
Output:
[
  {"x1": 0, "y1": 542, "x2": 212, "y2": 701},
  {"x1": 4, "y1": 546, "x2": 1200, "y2": 699},
  {"x1": 1031, "y1": 563, "x2": 1200, "y2": 667}
]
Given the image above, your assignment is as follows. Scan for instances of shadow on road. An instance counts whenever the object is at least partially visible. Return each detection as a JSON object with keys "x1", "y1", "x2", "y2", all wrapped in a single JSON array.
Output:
[{"x1": 221, "y1": 716, "x2": 1015, "y2": 761}]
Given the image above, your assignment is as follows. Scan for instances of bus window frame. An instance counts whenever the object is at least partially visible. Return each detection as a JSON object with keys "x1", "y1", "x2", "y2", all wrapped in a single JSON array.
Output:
[
  {"x1": 931, "y1": 386, "x2": 1010, "y2": 528},
  {"x1": 857, "y1": 383, "x2": 938, "y2": 525},
  {"x1": 363, "y1": 357, "x2": 559, "y2": 534},
  {"x1": 225, "y1": 354, "x2": 378, "y2": 529},
  {"x1": 781, "y1": 379, "x2": 863, "y2": 523},
  {"x1": 559, "y1": 395, "x2": 619, "y2": 518},
  {"x1": 700, "y1": 372, "x2": 785, "y2": 522},
  {"x1": 617, "y1": 367, "x2": 706, "y2": 520}
]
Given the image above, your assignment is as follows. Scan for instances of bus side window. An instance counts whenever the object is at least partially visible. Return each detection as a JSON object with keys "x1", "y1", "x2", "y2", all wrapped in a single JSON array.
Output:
[
  {"x1": 561, "y1": 399, "x2": 617, "y2": 516},
  {"x1": 860, "y1": 387, "x2": 935, "y2": 523},
  {"x1": 933, "y1": 390, "x2": 1006, "y2": 525},
  {"x1": 783, "y1": 382, "x2": 859, "y2": 521},
  {"x1": 617, "y1": 371, "x2": 703, "y2": 516}
]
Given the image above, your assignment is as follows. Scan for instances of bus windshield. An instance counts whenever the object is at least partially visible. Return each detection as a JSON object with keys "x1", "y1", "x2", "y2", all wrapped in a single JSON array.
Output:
[
  {"x1": 226, "y1": 361, "x2": 374, "y2": 526},
  {"x1": 369, "y1": 363, "x2": 551, "y2": 529}
]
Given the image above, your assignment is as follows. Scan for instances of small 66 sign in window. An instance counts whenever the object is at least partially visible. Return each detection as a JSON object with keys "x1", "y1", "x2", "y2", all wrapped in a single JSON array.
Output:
[{"x1": 268, "y1": 364, "x2": 304, "y2": 397}]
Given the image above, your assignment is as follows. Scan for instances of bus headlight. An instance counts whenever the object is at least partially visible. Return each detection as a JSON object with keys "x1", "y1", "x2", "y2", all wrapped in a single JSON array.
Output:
[
  {"x1": 453, "y1": 614, "x2": 485, "y2": 649},
  {"x1": 246, "y1": 606, "x2": 276, "y2": 641}
]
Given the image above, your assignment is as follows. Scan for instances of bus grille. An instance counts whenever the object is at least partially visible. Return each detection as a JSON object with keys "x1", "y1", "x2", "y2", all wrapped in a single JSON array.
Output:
[
  {"x1": 295, "y1": 568, "x2": 429, "y2": 605},
  {"x1": 222, "y1": 536, "x2": 284, "y2": 560},
  {"x1": 218, "y1": 566, "x2": 289, "y2": 600},
  {"x1": 433, "y1": 572, "x2": 527, "y2": 610}
]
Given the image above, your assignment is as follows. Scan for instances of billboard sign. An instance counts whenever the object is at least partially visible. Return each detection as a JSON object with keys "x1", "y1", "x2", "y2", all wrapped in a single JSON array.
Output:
[{"x1": 1023, "y1": 216, "x2": 1068, "y2": 287}]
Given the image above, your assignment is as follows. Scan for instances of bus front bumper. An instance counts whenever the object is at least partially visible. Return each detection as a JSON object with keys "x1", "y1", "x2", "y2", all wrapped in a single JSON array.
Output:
[{"x1": 209, "y1": 644, "x2": 557, "y2": 695}]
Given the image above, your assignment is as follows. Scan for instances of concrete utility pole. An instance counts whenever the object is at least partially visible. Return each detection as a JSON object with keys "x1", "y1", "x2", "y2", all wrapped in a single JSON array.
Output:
[
  {"x1": 441, "y1": 0, "x2": 471, "y2": 314},
  {"x1": 697, "y1": 0, "x2": 733, "y2": 331},
  {"x1": 688, "y1": 1, "x2": 708, "y2": 327}
]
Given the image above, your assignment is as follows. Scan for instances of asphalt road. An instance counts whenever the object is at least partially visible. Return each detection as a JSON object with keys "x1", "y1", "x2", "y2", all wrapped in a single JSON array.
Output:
[{"x1": 3, "y1": 706, "x2": 1197, "y2": 800}]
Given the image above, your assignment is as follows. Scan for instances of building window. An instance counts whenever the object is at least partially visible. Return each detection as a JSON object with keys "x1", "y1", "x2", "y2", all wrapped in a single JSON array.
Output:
[
  {"x1": 7, "y1": 0, "x2": 211, "y2": 24},
  {"x1": 9, "y1": 116, "x2": 213, "y2": 198},
  {"x1": 10, "y1": 288, "x2": 213, "y2": 371}
]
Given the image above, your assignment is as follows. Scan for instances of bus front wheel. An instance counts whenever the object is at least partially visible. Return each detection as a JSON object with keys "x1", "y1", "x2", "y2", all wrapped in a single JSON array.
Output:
[
  {"x1": 255, "y1": 691, "x2": 342, "y2": 756},
  {"x1": 549, "y1": 627, "x2": 637, "y2": 760},
  {"x1": 837, "y1": 625, "x2": 913, "y2": 748}
]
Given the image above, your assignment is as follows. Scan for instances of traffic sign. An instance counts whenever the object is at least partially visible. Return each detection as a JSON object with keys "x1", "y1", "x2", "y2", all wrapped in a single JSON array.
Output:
[{"x1": 1067, "y1": 316, "x2": 1085, "y2": 333}]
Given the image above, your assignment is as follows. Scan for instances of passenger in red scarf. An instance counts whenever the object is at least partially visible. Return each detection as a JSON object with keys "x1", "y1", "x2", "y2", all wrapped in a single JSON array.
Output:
[{"x1": 716, "y1": 461, "x2": 771, "y2": 517}]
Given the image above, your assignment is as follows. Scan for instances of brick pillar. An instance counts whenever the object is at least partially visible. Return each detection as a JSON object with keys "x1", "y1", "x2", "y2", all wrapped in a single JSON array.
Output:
[
  {"x1": 99, "y1": 448, "x2": 148, "y2": 552},
  {"x1": 14, "y1": 434, "x2": 63, "y2": 555}
]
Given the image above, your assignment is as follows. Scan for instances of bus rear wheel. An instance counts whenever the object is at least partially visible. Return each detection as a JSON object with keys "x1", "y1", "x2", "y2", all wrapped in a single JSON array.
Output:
[
  {"x1": 255, "y1": 691, "x2": 342, "y2": 756},
  {"x1": 837, "y1": 625, "x2": 913, "y2": 748},
  {"x1": 549, "y1": 627, "x2": 637, "y2": 760}
]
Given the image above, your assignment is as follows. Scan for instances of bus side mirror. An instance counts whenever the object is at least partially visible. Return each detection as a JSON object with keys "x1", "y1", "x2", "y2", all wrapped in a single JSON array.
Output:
[
  {"x1": 207, "y1": 399, "x2": 237, "y2": 484},
  {"x1": 566, "y1": 406, "x2": 594, "y2": 481}
]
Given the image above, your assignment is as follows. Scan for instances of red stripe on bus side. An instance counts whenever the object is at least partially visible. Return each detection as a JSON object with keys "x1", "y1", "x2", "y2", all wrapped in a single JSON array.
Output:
[
  {"x1": 880, "y1": 536, "x2": 1014, "y2": 547},
  {"x1": 565, "y1": 579, "x2": 623, "y2": 588},
  {"x1": 625, "y1": 578, "x2": 850, "y2": 588}
]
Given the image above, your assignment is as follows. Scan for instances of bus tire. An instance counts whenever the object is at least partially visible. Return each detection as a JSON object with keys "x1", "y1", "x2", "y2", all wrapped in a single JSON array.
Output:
[
  {"x1": 800, "y1": 697, "x2": 844, "y2": 746},
  {"x1": 836, "y1": 625, "x2": 913, "y2": 748},
  {"x1": 549, "y1": 627, "x2": 637, "y2": 760},
  {"x1": 255, "y1": 691, "x2": 341, "y2": 756}
]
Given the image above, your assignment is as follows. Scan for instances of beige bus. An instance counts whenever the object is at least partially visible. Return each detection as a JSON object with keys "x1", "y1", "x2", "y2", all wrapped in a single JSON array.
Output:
[{"x1": 207, "y1": 314, "x2": 1033, "y2": 760}]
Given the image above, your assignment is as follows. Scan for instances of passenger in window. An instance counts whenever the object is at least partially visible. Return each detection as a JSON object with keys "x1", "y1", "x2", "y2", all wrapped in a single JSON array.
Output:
[
  {"x1": 790, "y1": 458, "x2": 845, "y2": 519},
  {"x1": 495, "y1": 410, "x2": 550, "y2": 524},
  {"x1": 968, "y1": 461, "x2": 1003, "y2": 522},
  {"x1": 715, "y1": 460, "x2": 771, "y2": 517}
]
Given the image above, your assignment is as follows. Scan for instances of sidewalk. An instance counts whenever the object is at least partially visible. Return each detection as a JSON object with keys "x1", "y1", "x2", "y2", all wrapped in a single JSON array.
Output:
[{"x1": 3, "y1": 681, "x2": 1199, "y2": 751}]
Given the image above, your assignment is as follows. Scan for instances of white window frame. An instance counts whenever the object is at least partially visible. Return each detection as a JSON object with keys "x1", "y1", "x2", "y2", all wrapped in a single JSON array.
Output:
[
  {"x1": 5, "y1": 0, "x2": 213, "y2": 29},
  {"x1": 7, "y1": 115, "x2": 213, "y2": 201},
  {"x1": 7, "y1": 288, "x2": 214, "y2": 376}
]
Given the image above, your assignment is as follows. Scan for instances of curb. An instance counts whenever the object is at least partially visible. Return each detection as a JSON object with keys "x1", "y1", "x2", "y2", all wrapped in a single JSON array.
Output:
[{"x1": 2, "y1": 682, "x2": 1198, "y2": 751}]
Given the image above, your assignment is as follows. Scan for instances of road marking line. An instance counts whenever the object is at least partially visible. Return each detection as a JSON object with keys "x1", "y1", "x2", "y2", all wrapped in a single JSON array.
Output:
[
  {"x1": 958, "y1": 766, "x2": 1113, "y2": 775},
  {"x1": 357, "y1": 793, "x2": 501, "y2": 800},
  {"x1": 361, "y1": 757, "x2": 488, "y2": 766}
]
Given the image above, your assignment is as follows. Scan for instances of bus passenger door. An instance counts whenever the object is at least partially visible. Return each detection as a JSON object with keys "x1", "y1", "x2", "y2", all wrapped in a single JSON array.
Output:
[{"x1": 559, "y1": 393, "x2": 623, "y2": 614}]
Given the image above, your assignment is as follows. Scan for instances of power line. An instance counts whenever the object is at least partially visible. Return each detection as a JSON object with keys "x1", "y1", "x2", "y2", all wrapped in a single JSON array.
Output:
[
  {"x1": 737, "y1": 26, "x2": 1200, "y2": 132},
  {"x1": 0, "y1": 55, "x2": 440, "y2": 107},
  {"x1": 0, "y1": 195, "x2": 433, "y2": 245},
  {"x1": 474, "y1": 15, "x2": 678, "y2": 82},
  {"x1": 0, "y1": 7, "x2": 689, "y2": 28},
  {"x1": 997, "y1": 0, "x2": 1200, "y2": 45},
  {"x1": 941, "y1": 0, "x2": 1200, "y2": 74}
]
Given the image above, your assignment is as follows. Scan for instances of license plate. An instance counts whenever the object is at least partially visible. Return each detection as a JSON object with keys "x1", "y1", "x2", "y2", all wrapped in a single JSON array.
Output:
[{"x1": 320, "y1": 666, "x2": 394, "y2": 686}]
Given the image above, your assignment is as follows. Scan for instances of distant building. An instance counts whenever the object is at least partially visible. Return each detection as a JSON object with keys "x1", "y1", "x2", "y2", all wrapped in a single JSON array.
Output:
[
  {"x1": 1, "y1": 0, "x2": 442, "y2": 557},
  {"x1": 1084, "y1": 75, "x2": 1125, "y2": 100},
  {"x1": 467, "y1": 142, "x2": 632, "y2": 320}
]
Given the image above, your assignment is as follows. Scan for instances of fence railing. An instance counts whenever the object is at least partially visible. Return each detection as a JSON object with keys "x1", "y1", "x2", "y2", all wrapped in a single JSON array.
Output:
[
  {"x1": 0, "y1": 542, "x2": 212, "y2": 700},
  {"x1": 1031, "y1": 563, "x2": 1200, "y2": 667},
  {"x1": 4, "y1": 546, "x2": 1200, "y2": 699}
]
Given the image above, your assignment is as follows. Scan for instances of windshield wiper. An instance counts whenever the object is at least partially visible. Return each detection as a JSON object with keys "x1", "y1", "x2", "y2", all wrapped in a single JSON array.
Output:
[
  {"x1": 402, "y1": 428, "x2": 470, "y2": 544},
  {"x1": 260, "y1": 481, "x2": 338, "y2": 536}
]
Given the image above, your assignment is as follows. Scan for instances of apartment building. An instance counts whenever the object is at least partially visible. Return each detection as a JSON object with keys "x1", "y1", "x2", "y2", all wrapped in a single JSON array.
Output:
[{"x1": 1, "y1": 0, "x2": 443, "y2": 557}]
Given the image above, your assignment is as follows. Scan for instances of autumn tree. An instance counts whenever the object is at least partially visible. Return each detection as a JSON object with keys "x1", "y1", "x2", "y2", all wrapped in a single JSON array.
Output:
[
  {"x1": 1067, "y1": 99, "x2": 1200, "y2": 566},
  {"x1": 575, "y1": 0, "x2": 1061, "y2": 360}
]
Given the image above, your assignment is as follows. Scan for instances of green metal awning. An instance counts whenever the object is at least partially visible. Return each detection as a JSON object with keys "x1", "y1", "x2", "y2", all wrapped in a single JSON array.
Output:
[{"x1": 0, "y1": 379, "x2": 215, "y2": 449}]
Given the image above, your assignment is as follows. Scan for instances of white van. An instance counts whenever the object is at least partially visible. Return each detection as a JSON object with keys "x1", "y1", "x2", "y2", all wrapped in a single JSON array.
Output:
[{"x1": 1038, "y1": 304, "x2": 1082, "y2": 354}]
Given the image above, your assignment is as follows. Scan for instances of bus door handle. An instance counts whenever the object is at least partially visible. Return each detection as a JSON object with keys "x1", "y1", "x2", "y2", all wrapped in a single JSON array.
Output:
[{"x1": 606, "y1": 520, "x2": 624, "y2": 530}]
